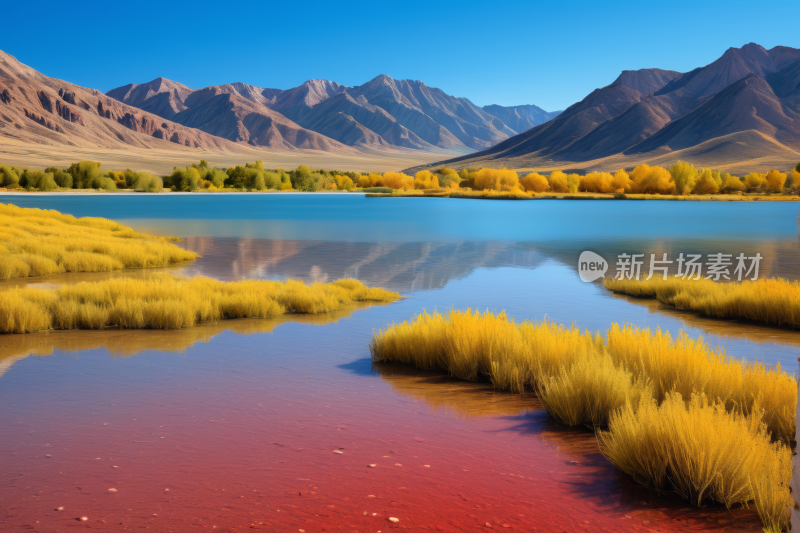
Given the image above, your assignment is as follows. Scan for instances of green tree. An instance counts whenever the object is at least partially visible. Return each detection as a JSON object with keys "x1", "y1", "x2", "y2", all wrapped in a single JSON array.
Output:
[
  {"x1": 67, "y1": 160, "x2": 104, "y2": 189},
  {"x1": 668, "y1": 161, "x2": 698, "y2": 195},
  {"x1": 0, "y1": 165, "x2": 20, "y2": 187},
  {"x1": 209, "y1": 168, "x2": 227, "y2": 188},
  {"x1": 133, "y1": 173, "x2": 163, "y2": 192},
  {"x1": 291, "y1": 165, "x2": 313, "y2": 190}
]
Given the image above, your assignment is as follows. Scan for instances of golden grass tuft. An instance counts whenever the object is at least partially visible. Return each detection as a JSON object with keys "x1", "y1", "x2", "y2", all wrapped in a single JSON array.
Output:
[
  {"x1": 604, "y1": 276, "x2": 800, "y2": 329},
  {"x1": 369, "y1": 309, "x2": 796, "y2": 531},
  {"x1": 0, "y1": 203, "x2": 198, "y2": 280},
  {"x1": 598, "y1": 393, "x2": 791, "y2": 532},
  {"x1": 0, "y1": 275, "x2": 400, "y2": 333}
]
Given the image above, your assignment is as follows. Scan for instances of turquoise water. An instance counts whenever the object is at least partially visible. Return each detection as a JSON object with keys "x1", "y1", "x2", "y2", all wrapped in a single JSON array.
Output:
[
  {"x1": 3, "y1": 194, "x2": 798, "y2": 241},
  {"x1": 3, "y1": 194, "x2": 800, "y2": 366}
]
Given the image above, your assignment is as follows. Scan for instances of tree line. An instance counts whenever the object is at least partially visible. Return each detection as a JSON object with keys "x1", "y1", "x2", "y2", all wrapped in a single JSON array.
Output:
[{"x1": 2, "y1": 159, "x2": 799, "y2": 195}]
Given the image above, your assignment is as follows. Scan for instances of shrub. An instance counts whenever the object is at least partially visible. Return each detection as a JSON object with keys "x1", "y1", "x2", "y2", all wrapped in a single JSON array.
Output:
[
  {"x1": 579, "y1": 172, "x2": 615, "y2": 193},
  {"x1": 691, "y1": 168, "x2": 720, "y2": 194},
  {"x1": 472, "y1": 168, "x2": 520, "y2": 191},
  {"x1": 631, "y1": 165, "x2": 675, "y2": 194},
  {"x1": 547, "y1": 170, "x2": 568, "y2": 193},
  {"x1": 765, "y1": 170, "x2": 787, "y2": 192},
  {"x1": 669, "y1": 161, "x2": 698, "y2": 194},
  {"x1": 519, "y1": 172, "x2": 549, "y2": 193},
  {"x1": 133, "y1": 173, "x2": 163, "y2": 192},
  {"x1": 0, "y1": 165, "x2": 20, "y2": 187}
]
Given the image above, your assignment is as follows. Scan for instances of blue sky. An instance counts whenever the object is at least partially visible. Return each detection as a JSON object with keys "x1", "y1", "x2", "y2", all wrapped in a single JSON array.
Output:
[{"x1": 2, "y1": 0, "x2": 798, "y2": 111}]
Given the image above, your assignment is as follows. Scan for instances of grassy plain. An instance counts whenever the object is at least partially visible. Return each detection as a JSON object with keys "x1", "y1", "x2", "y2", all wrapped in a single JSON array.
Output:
[{"x1": 0, "y1": 138, "x2": 452, "y2": 176}]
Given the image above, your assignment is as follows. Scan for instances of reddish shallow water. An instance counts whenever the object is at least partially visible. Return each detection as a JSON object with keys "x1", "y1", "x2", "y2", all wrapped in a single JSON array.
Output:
[{"x1": 0, "y1": 319, "x2": 763, "y2": 532}]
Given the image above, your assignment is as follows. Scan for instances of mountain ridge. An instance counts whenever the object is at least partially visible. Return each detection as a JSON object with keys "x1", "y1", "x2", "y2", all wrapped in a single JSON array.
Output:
[
  {"x1": 107, "y1": 74, "x2": 561, "y2": 154},
  {"x1": 406, "y1": 43, "x2": 800, "y2": 173}
]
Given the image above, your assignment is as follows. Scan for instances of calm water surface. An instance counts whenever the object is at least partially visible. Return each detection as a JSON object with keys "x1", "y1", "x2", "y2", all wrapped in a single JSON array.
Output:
[{"x1": 1, "y1": 194, "x2": 798, "y2": 532}]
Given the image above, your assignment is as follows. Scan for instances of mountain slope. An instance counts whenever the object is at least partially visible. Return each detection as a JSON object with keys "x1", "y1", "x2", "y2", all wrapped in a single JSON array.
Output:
[
  {"x1": 107, "y1": 80, "x2": 355, "y2": 152},
  {"x1": 347, "y1": 75, "x2": 517, "y2": 150},
  {"x1": 0, "y1": 50, "x2": 244, "y2": 153},
  {"x1": 288, "y1": 92, "x2": 435, "y2": 150},
  {"x1": 481, "y1": 104, "x2": 561, "y2": 133},
  {"x1": 105, "y1": 78, "x2": 193, "y2": 120},
  {"x1": 410, "y1": 43, "x2": 800, "y2": 172},
  {"x1": 435, "y1": 67, "x2": 681, "y2": 164},
  {"x1": 108, "y1": 74, "x2": 557, "y2": 154},
  {"x1": 629, "y1": 74, "x2": 800, "y2": 154}
]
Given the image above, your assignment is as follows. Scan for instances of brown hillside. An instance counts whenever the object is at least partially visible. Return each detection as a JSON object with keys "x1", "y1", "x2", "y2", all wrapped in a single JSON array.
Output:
[
  {"x1": 409, "y1": 44, "x2": 800, "y2": 174},
  {"x1": 0, "y1": 51, "x2": 244, "y2": 153},
  {"x1": 629, "y1": 74, "x2": 800, "y2": 154}
]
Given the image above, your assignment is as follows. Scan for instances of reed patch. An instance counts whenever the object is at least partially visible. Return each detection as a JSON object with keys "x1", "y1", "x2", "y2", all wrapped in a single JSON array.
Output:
[
  {"x1": 604, "y1": 276, "x2": 800, "y2": 329},
  {"x1": 0, "y1": 275, "x2": 401, "y2": 334},
  {"x1": 0, "y1": 203, "x2": 198, "y2": 280},
  {"x1": 369, "y1": 309, "x2": 796, "y2": 531}
]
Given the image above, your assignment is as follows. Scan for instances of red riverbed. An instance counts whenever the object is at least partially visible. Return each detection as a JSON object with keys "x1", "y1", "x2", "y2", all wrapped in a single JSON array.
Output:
[{"x1": 0, "y1": 324, "x2": 763, "y2": 532}]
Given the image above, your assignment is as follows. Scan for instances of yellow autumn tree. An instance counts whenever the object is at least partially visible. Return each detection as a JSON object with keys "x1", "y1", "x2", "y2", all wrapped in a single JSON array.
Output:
[
  {"x1": 382, "y1": 172, "x2": 414, "y2": 190},
  {"x1": 744, "y1": 172, "x2": 766, "y2": 192},
  {"x1": 548, "y1": 170, "x2": 569, "y2": 193},
  {"x1": 473, "y1": 168, "x2": 520, "y2": 191},
  {"x1": 720, "y1": 174, "x2": 745, "y2": 193},
  {"x1": 414, "y1": 170, "x2": 440, "y2": 190},
  {"x1": 579, "y1": 172, "x2": 615, "y2": 193},
  {"x1": 610, "y1": 169, "x2": 632, "y2": 193},
  {"x1": 691, "y1": 168, "x2": 720, "y2": 194},
  {"x1": 765, "y1": 170, "x2": 787, "y2": 192},
  {"x1": 631, "y1": 165, "x2": 675, "y2": 194},
  {"x1": 668, "y1": 161, "x2": 698, "y2": 195},
  {"x1": 519, "y1": 172, "x2": 549, "y2": 193}
]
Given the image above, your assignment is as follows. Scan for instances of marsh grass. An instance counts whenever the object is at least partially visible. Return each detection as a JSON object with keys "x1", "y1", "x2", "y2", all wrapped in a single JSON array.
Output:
[
  {"x1": 0, "y1": 203, "x2": 198, "y2": 280},
  {"x1": 369, "y1": 309, "x2": 796, "y2": 531},
  {"x1": 0, "y1": 275, "x2": 400, "y2": 334},
  {"x1": 604, "y1": 276, "x2": 800, "y2": 329},
  {"x1": 598, "y1": 393, "x2": 791, "y2": 532}
]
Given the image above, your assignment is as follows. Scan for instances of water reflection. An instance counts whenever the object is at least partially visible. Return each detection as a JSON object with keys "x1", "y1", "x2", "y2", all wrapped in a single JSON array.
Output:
[
  {"x1": 0, "y1": 307, "x2": 366, "y2": 377},
  {"x1": 170, "y1": 235, "x2": 800, "y2": 287},
  {"x1": 370, "y1": 361, "x2": 540, "y2": 418}
]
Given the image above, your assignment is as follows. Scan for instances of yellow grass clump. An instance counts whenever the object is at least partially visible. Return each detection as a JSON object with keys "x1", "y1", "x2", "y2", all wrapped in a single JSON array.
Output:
[
  {"x1": 598, "y1": 393, "x2": 791, "y2": 532},
  {"x1": 369, "y1": 309, "x2": 796, "y2": 531},
  {"x1": 0, "y1": 203, "x2": 198, "y2": 280},
  {"x1": 0, "y1": 275, "x2": 400, "y2": 333},
  {"x1": 604, "y1": 276, "x2": 800, "y2": 329}
]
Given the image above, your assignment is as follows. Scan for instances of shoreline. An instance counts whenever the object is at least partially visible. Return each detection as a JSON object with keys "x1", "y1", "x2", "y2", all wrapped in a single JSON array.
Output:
[
  {"x1": 365, "y1": 191, "x2": 800, "y2": 201},
  {"x1": 0, "y1": 190, "x2": 367, "y2": 196},
  {"x1": 2, "y1": 189, "x2": 798, "y2": 201}
]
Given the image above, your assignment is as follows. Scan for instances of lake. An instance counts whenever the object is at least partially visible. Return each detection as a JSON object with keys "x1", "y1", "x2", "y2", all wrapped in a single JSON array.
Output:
[{"x1": 2, "y1": 194, "x2": 798, "y2": 532}]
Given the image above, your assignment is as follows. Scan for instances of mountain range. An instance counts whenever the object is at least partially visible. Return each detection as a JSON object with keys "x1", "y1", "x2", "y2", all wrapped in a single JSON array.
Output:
[
  {"x1": 105, "y1": 75, "x2": 560, "y2": 153},
  {"x1": 1, "y1": 43, "x2": 799, "y2": 174},
  {"x1": 0, "y1": 46, "x2": 559, "y2": 162},
  {"x1": 412, "y1": 43, "x2": 800, "y2": 173}
]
